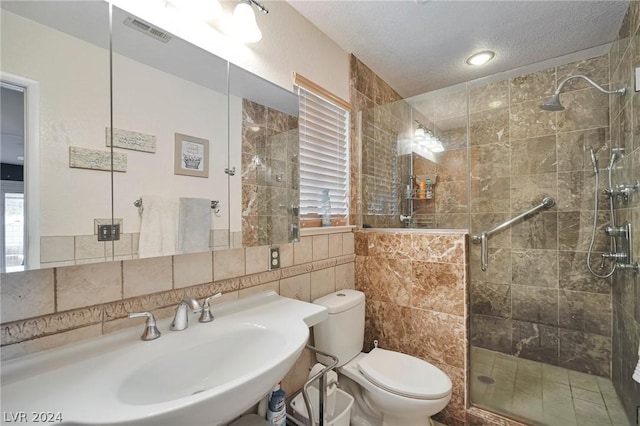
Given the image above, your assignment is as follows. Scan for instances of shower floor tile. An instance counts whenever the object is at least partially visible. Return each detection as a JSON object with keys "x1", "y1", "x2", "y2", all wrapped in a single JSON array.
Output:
[{"x1": 470, "y1": 347, "x2": 632, "y2": 426}]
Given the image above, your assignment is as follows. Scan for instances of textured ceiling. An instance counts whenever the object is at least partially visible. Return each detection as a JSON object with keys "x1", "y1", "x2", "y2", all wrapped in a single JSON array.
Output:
[{"x1": 287, "y1": 0, "x2": 629, "y2": 97}]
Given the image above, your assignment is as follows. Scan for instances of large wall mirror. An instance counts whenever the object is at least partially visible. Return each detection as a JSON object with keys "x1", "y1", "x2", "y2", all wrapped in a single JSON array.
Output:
[{"x1": 0, "y1": 1, "x2": 299, "y2": 273}]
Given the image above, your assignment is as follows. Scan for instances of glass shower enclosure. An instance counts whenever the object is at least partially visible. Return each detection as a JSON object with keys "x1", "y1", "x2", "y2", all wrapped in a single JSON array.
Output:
[{"x1": 357, "y1": 39, "x2": 638, "y2": 425}]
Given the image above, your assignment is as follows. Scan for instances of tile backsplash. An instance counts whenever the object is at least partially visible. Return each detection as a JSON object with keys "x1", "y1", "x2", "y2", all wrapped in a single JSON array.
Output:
[
  {"x1": 1, "y1": 228, "x2": 356, "y2": 384},
  {"x1": 39, "y1": 229, "x2": 234, "y2": 268}
]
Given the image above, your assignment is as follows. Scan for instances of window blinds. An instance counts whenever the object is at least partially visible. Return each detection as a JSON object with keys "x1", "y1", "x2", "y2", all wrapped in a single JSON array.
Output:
[{"x1": 297, "y1": 85, "x2": 350, "y2": 218}]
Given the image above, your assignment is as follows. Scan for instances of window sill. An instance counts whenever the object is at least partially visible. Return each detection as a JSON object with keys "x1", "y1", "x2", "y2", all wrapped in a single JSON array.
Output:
[{"x1": 300, "y1": 225, "x2": 356, "y2": 237}]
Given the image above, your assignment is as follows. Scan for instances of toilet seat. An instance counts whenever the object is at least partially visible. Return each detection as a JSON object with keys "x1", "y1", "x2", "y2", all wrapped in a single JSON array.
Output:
[{"x1": 357, "y1": 348, "x2": 452, "y2": 400}]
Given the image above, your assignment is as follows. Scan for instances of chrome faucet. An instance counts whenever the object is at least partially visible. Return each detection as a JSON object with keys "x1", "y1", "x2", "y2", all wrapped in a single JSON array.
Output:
[
  {"x1": 128, "y1": 311, "x2": 161, "y2": 341},
  {"x1": 199, "y1": 293, "x2": 223, "y2": 323},
  {"x1": 170, "y1": 297, "x2": 202, "y2": 331}
]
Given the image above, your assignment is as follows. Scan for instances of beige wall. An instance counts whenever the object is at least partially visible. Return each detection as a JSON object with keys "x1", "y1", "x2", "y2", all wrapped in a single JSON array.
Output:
[
  {"x1": 109, "y1": 0, "x2": 350, "y2": 101},
  {"x1": 1, "y1": 10, "x2": 111, "y2": 237}
]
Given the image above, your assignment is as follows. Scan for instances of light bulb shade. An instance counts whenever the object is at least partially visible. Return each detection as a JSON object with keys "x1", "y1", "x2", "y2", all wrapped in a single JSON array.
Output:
[
  {"x1": 431, "y1": 141, "x2": 445, "y2": 153},
  {"x1": 232, "y1": 1, "x2": 262, "y2": 42}
]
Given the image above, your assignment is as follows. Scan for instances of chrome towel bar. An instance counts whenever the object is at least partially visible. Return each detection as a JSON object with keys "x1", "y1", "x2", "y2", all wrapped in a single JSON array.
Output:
[{"x1": 133, "y1": 197, "x2": 219, "y2": 214}]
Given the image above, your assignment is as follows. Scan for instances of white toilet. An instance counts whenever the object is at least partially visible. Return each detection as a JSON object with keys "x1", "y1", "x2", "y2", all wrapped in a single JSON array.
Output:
[{"x1": 313, "y1": 289, "x2": 452, "y2": 426}]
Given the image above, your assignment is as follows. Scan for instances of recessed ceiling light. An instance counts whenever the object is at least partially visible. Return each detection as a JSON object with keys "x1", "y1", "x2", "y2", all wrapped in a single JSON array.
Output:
[{"x1": 466, "y1": 51, "x2": 495, "y2": 66}]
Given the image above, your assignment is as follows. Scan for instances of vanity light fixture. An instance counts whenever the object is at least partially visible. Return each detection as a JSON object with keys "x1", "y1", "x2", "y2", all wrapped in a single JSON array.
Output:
[
  {"x1": 232, "y1": 0, "x2": 269, "y2": 43},
  {"x1": 414, "y1": 121, "x2": 445, "y2": 154},
  {"x1": 466, "y1": 50, "x2": 495, "y2": 66}
]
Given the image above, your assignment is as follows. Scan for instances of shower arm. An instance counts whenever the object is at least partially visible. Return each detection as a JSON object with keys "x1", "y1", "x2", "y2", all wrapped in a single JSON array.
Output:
[{"x1": 554, "y1": 74, "x2": 626, "y2": 96}]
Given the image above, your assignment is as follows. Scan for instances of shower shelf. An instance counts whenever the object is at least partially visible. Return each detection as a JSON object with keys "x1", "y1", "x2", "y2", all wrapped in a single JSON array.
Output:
[{"x1": 406, "y1": 190, "x2": 434, "y2": 200}]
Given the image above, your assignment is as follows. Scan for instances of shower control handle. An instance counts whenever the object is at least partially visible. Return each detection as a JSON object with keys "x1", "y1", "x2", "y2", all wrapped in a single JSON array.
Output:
[
  {"x1": 601, "y1": 252, "x2": 627, "y2": 261},
  {"x1": 603, "y1": 182, "x2": 640, "y2": 201},
  {"x1": 605, "y1": 225, "x2": 629, "y2": 238}
]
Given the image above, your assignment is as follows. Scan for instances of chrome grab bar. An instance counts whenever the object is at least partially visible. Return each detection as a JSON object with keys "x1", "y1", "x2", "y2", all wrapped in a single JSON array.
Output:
[{"x1": 472, "y1": 197, "x2": 555, "y2": 271}]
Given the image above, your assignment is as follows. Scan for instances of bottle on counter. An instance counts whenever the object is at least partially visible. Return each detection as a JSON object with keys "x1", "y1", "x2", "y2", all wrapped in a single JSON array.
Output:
[
  {"x1": 321, "y1": 189, "x2": 332, "y2": 226},
  {"x1": 266, "y1": 384, "x2": 286, "y2": 426}
]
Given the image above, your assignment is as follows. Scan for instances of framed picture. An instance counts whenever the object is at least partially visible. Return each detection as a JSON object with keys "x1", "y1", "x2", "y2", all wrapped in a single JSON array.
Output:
[{"x1": 174, "y1": 133, "x2": 209, "y2": 178}]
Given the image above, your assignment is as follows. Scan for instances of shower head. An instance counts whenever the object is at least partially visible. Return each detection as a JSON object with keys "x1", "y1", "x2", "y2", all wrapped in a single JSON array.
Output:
[
  {"x1": 541, "y1": 94, "x2": 564, "y2": 111},
  {"x1": 540, "y1": 74, "x2": 626, "y2": 112}
]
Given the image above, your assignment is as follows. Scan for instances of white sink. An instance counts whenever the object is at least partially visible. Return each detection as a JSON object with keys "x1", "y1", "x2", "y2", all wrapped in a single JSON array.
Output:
[{"x1": 1, "y1": 291, "x2": 328, "y2": 425}]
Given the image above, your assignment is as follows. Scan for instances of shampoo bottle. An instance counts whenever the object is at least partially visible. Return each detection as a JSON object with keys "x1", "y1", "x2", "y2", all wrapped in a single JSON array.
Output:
[
  {"x1": 321, "y1": 189, "x2": 331, "y2": 227},
  {"x1": 266, "y1": 384, "x2": 286, "y2": 426},
  {"x1": 418, "y1": 180, "x2": 427, "y2": 199}
]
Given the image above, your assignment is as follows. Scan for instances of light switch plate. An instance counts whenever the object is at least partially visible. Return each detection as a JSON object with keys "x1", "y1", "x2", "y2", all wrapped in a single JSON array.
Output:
[
  {"x1": 635, "y1": 67, "x2": 639, "y2": 92},
  {"x1": 94, "y1": 218, "x2": 123, "y2": 234},
  {"x1": 98, "y1": 224, "x2": 120, "y2": 241}
]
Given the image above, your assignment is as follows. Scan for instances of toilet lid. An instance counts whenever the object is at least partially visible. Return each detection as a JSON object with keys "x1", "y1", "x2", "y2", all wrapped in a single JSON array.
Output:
[{"x1": 357, "y1": 348, "x2": 452, "y2": 400}]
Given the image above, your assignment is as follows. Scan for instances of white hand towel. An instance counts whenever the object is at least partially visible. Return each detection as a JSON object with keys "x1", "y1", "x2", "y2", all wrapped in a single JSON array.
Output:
[
  {"x1": 177, "y1": 197, "x2": 211, "y2": 254},
  {"x1": 138, "y1": 195, "x2": 179, "y2": 258}
]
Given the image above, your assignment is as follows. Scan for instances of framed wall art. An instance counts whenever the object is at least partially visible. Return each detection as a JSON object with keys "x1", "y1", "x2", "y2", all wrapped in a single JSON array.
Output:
[{"x1": 174, "y1": 133, "x2": 209, "y2": 178}]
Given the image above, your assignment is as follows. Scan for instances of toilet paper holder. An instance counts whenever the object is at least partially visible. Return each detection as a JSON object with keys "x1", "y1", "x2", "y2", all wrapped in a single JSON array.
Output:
[{"x1": 286, "y1": 345, "x2": 339, "y2": 426}]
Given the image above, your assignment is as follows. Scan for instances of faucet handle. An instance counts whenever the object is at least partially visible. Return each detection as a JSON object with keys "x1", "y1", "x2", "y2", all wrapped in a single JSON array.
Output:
[
  {"x1": 199, "y1": 292, "x2": 223, "y2": 323},
  {"x1": 128, "y1": 311, "x2": 161, "y2": 341}
]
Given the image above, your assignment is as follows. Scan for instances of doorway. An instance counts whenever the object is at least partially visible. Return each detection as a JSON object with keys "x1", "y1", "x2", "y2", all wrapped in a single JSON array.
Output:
[{"x1": 1, "y1": 83, "x2": 26, "y2": 272}]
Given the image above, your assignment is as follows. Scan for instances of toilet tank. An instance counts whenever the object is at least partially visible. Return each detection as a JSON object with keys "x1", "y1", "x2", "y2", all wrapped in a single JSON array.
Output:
[{"x1": 312, "y1": 289, "x2": 365, "y2": 367}]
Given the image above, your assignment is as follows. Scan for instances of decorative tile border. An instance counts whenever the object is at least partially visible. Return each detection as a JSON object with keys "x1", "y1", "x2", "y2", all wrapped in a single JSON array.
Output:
[
  {"x1": 69, "y1": 146, "x2": 127, "y2": 172},
  {"x1": 335, "y1": 254, "x2": 356, "y2": 265},
  {"x1": 280, "y1": 263, "x2": 313, "y2": 279},
  {"x1": 311, "y1": 257, "x2": 337, "y2": 271},
  {"x1": 1, "y1": 306, "x2": 103, "y2": 346},
  {"x1": 239, "y1": 270, "x2": 281, "y2": 289},
  {"x1": 106, "y1": 127, "x2": 156, "y2": 153},
  {"x1": 1, "y1": 252, "x2": 353, "y2": 348}
]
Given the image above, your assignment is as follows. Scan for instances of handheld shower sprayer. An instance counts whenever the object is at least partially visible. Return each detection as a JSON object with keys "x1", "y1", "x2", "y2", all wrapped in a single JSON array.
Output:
[
  {"x1": 540, "y1": 74, "x2": 626, "y2": 111},
  {"x1": 588, "y1": 148, "x2": 598, "y2": 175}
]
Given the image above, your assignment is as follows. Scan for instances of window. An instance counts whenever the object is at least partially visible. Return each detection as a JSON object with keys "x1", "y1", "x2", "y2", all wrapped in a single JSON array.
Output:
[{"x1": 295, "y1": 74, "x2": 350, "y2": 225}]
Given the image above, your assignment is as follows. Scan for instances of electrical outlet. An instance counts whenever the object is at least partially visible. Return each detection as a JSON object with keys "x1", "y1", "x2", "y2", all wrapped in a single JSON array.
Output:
[{"x1": 269, "y1": 247, "x2": 280, "y2": 270}]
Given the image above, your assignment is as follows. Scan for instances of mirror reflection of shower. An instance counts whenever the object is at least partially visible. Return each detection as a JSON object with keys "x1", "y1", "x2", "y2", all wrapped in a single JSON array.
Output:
[{"x1": 540, "y1": 74, "x2": 639, "y2": 276}]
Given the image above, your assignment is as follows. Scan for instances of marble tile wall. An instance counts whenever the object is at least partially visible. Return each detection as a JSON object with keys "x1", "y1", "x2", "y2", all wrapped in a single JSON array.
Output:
[
  {"x1": 241, "y1": 99, "x2": 299, "y2": 246},
  {"x1": 468, "y1": 52, "x2": 617, "y2": 379},
  {"x1": 351, "y1": 56, "x2": 470, "y2": 230},
  {"x1": 355, "y1": 229, "x2": 470, "y2": 426},
  {"x1": 1, "y1": 229, "x2": 356, "y2": 398},
  {"x1": 350, "y1": 55, "x2": 407, "y2": 228},
  {"x1": 609, "y1": 1, "x2": 640, "y2": 422}
]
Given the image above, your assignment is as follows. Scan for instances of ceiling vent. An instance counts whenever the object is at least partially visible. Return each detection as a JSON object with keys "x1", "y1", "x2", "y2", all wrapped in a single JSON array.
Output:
[{"x1": 123, "y1": 16, "x2": 172, "y2": 43}]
